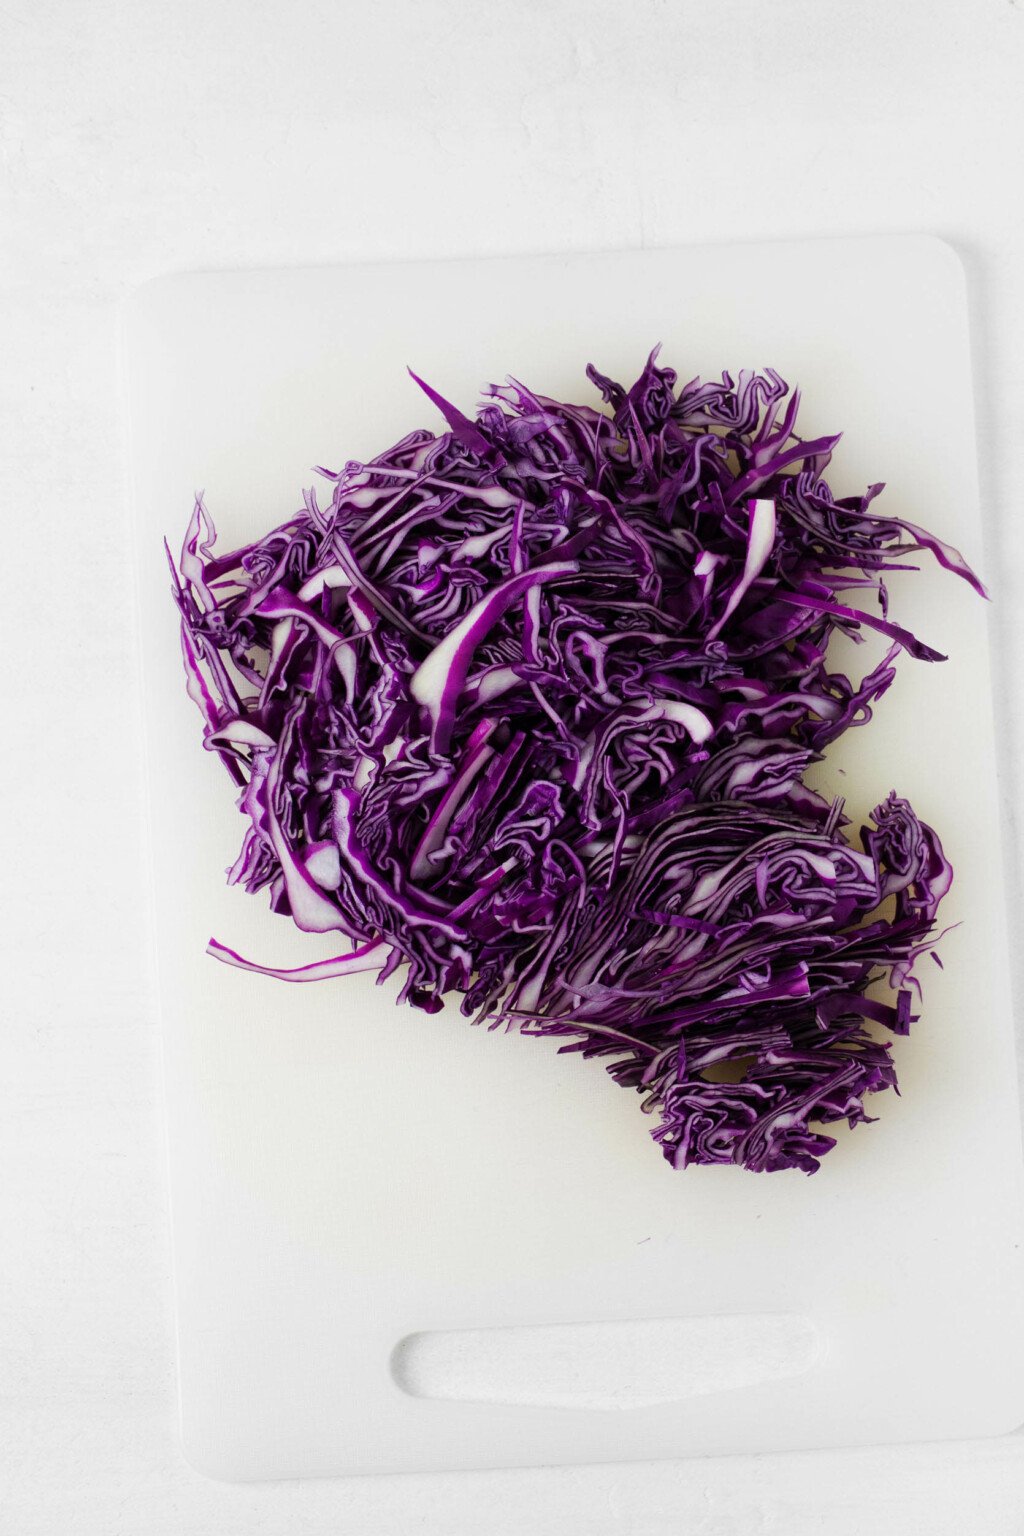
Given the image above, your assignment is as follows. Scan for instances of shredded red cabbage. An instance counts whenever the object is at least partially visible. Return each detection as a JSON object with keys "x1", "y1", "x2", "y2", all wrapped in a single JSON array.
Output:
[{"x1": 170, "y1": 349, "x2": 981, "y2": 1173}]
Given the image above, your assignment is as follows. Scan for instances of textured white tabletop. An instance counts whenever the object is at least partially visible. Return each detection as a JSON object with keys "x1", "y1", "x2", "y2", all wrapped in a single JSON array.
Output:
[{"x1": 3, "y1": 1, "x2": 1024, "y2": 1531}]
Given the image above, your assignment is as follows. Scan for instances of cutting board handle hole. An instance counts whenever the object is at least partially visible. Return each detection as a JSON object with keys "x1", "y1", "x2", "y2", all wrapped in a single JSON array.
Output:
[{"x1": 390, "y1": 1313, "x2": 822, "y2": 1411}]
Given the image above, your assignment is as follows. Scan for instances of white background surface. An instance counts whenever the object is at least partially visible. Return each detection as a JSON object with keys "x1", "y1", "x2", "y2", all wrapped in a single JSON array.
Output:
[{"x1": 3, "y1": 1, "x2": 1024, "y2": 1531}]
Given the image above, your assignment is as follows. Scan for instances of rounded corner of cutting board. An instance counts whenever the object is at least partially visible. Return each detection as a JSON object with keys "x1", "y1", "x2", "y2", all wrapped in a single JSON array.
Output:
[
  {"x1": 907, "y1": 232, "x2": 971, "y2": 302},
  {"x1": 123, "y1": 266, "x2": 225, "y2": 338},
  {"x1": 175, "y1": 1416, "x2": 254, "y2": 1487}
]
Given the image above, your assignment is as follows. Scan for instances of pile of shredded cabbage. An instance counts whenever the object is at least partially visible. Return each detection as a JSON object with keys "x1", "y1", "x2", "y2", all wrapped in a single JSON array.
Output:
[{"x1": 170, "y1": 350, "x2": 982, "y2": 1172}]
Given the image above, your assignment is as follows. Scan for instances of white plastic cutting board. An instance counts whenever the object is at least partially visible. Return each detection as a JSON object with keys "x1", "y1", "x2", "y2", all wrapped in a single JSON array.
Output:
[{"x1": 125, "y1": 238, "x2": 1024, "y2": 1481}]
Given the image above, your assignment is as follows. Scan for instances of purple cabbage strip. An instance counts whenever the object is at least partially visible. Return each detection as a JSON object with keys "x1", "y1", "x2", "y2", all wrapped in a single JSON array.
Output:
[{"x1": 171, "y1": 349, "x2": 980, "y2": 1173}]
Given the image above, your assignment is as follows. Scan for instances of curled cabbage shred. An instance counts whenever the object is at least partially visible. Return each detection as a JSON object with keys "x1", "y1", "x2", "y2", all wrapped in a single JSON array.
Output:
[{"x1": 170, "y1": 349, "x2": 981, "y2": 1173}]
